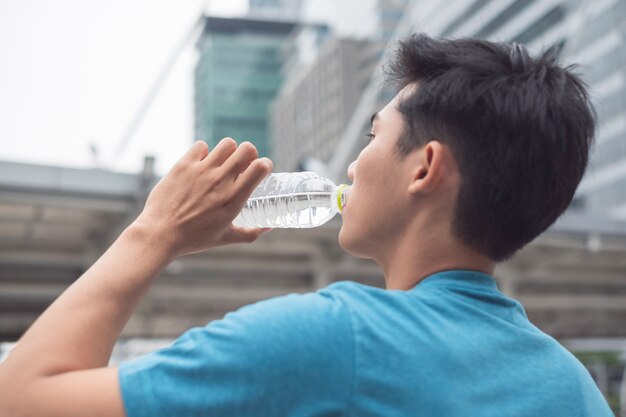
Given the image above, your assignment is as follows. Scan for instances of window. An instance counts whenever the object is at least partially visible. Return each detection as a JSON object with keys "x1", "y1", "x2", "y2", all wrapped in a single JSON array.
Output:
[
  {"x1": 476, "y1": 0, "x2": 536, "y2": 38},
  {"x1": 514, "y1": 6, "x2": 566, "y2": 44}
]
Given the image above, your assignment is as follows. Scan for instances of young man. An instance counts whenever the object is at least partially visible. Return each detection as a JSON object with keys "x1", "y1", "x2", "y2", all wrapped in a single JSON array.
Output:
[{"x1": 0, "y1": 34, "x2": 613, "y2": 416}]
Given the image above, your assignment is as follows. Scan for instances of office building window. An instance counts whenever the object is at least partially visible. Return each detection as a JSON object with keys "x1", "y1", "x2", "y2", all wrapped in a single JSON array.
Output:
[{"x1": 514, "y1": 6, "x2": 566, "y2": 45}]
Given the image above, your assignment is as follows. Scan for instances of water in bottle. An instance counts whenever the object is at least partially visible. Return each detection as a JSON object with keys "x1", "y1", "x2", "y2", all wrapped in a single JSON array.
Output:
[{"x1": 233, "y1": 172, "x2": 350, "y2": 228}]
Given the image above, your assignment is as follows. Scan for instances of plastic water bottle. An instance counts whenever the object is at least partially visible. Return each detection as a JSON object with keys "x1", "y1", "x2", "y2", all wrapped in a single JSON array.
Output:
[{"x1": 233, "y1": 172, "x2": 350, "y2": 228}]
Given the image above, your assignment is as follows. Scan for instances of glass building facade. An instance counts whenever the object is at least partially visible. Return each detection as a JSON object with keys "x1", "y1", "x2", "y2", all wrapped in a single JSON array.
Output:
[
  {"x1": 563, "y1": 0, "x2": 626, "y2": 219},
  {"x1": 194, "y1": 17, "x2": 295, "y2": 158}
]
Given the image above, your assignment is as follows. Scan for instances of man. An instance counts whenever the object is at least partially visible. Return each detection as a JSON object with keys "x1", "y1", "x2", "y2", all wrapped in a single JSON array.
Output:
[{"x1": 0, "y1": 34, "x2": 613, "y2": 416}]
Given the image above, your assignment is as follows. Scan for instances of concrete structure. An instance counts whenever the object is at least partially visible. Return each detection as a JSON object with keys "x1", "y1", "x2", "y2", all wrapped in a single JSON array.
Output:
[
  {"x1": 1, "y1": 158, "x2": 626, "y2": 342},
  {"x1": 194, "y1": 16, "x2": 296, "y2": 158},
  {"x1": 270, "y1": 37, "x2": 375, "y2": 171}
]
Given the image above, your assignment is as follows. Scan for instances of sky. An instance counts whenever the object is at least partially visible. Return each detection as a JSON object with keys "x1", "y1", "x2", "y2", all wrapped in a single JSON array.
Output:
[{"x1": 0, "y1": 0, "x2": 248, "y2": 175}]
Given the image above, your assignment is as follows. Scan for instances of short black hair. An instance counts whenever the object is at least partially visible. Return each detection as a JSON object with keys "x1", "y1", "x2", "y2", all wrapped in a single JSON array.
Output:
[{"x1": 385, "y1": 33, "x2": 596, "y2": 262}]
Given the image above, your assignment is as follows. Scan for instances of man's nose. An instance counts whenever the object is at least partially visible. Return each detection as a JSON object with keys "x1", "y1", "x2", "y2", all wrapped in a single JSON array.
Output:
[{"x1": 347, "y1": 161, "x2": 356, "y2": 182}]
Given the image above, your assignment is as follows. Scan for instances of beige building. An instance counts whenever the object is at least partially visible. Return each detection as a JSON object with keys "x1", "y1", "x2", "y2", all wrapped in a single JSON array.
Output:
[{"x1": 270, "y1": 37, "x2": 375, "y2": 171}]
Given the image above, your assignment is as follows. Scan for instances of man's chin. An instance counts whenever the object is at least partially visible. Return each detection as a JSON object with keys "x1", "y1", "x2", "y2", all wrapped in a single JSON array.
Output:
[
  {"x1": 338, "y1": 226, "x2": 371, "y2": 259},
  {"x1": 337, "y1": 226, "x2": 352, "y2": 253}
]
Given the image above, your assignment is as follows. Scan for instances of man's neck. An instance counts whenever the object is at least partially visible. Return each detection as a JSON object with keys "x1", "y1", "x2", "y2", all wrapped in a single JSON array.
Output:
[{"x1": 377, "y1": 225, "x2": 495, "y2": 291}]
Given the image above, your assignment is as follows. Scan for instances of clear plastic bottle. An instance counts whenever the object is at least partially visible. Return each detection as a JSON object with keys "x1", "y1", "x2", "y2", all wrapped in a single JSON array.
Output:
[{"x1": 233, "y1": 172, "x2": 350, "y2": 228}]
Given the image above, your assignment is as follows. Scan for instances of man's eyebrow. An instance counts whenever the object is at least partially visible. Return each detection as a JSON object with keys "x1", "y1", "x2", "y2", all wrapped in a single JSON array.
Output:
[{"x1": 370, "y1": 112, "x2": 379, "y2": 126}]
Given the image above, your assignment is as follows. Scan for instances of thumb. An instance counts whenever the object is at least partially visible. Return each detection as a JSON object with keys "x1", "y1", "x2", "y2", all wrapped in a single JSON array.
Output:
[{"x1": 223, "y1": 225, "x2": 272, "y2": 244}]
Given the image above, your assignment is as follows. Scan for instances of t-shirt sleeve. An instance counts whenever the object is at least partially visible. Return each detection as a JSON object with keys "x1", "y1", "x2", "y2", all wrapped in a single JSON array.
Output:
[{"x1": 118, "y1": 286, "x2": 354, "y2": 417}]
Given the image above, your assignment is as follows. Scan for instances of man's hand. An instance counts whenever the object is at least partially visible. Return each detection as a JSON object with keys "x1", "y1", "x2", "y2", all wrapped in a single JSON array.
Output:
[
  {"x1": 0, "y1": 139, "x2": 273, "y2": 417},
  {"x1": 134, "y1": 138, "x2": 273, "y2": 258}
]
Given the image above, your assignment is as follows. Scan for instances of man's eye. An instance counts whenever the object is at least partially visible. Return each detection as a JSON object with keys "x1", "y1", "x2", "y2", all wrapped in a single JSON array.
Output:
[{"x1": 365, "y1": 133, "x2": 375, "y2": 143}]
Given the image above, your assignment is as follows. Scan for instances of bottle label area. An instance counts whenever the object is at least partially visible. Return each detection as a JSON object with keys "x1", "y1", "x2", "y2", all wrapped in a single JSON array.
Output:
[{"x1": 234, "y1": 192, "x2": 336, "y2": 228}]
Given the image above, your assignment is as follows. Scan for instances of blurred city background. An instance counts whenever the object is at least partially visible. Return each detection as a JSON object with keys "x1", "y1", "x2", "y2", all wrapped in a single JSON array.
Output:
[{"x1": 1, "y1": 0, "x2": 625, "y2": 414}]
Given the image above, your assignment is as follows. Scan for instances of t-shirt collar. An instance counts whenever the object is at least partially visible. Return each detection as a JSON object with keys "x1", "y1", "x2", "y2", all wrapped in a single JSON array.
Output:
[{"x1": 412, "y1": 269, "x2": 498, "y2": 291}]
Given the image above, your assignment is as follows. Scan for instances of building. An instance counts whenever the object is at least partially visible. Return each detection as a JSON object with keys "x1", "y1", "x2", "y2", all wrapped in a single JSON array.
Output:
[
  {"x1": 194, "y1": 16, "x2": 296, "y2": 158},
  {"x1": 300, "y1": 0, "x2": 408, "y2": 41},
  {"x1": 560, "y1": 0, "x2": 626, "y2": 220},
  {"x1": 248, "y1": 0, "x2": 304, "y2": 20},
  {"x1": 297, "y1": 0, "x2": 409, "y2": 102},
  {"x1": 270, "y1": 0, "x2": 409, "y2": 171},
  {"x1": 271, "y1": 37, "x2": 374, "y2": 171}
]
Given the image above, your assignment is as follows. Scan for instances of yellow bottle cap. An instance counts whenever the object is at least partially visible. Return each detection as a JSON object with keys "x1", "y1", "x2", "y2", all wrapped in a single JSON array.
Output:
[{"x1": 337, "y1": 184, "x2": 349, "y2": 213}]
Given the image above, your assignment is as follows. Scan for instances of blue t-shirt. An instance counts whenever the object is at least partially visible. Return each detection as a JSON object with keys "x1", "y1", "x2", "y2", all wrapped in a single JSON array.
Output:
[{"x1": 119, "y1": 270, "x2": 613, "y2": 416}]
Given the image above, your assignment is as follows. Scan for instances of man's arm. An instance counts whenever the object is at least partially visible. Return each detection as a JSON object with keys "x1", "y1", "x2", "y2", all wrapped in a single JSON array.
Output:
[{"x1": 0, "y1": 139, "x2": 272, "y2": 417}]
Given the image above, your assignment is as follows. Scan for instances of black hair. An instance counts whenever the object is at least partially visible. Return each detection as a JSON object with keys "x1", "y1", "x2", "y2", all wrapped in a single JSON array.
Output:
[{"x1": 385, "y1": 33, "x2": 596, "y2": 262}]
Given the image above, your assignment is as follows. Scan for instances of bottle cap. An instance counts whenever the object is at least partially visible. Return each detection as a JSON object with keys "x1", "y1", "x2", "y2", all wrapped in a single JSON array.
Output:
[{"x1": 337, "y1": 184, "x2": 349, "y2": 213}]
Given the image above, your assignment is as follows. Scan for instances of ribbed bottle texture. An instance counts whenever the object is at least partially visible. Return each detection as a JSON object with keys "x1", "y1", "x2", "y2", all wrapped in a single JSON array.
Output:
[{"x1": 233, "y1": 172, "x2": 349, "y2": 228}]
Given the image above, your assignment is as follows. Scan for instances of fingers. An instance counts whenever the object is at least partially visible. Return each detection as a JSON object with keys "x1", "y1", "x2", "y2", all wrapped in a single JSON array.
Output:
[
  {"x1": 180, "y1": 141, "x2": 209, "y2": 163},
  {"x1": 205, "y1": 137, "x2": 238, "y2": 167},
  {"x1": 234, "y1": 157, "x2": 273, "y2": 201},
  {"x1": 221, "y1": 141, "x2": 259, "y2": 176},
  {"x1": 223, "y1": 225, "x2": 272, "y2": 245},
  {"x1": 201, "y1": 138, "x2": 270, "y2": 199},
  {"x1": 204, "y1": 139, "x2": 261, "y2": 180}
]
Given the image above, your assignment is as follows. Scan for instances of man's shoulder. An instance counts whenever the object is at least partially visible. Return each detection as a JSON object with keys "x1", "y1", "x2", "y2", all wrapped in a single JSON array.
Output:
[
  {"x1": 236, "y1": 281, "x2": 356, "y2": 320},
  {"x1": 217, "y1": 282, "x2": 358, "y2": 349},
  {"x1": 233, "y1": 280, "x2": 371, "y2": 321},
  {"x1": 118, "y1": 287, "x2": 357, "y2": 417}
]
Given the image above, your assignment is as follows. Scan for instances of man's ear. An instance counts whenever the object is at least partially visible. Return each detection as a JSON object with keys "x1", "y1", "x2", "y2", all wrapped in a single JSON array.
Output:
[{"x1": 407, "y1": 141, "x2": 445, "y2": 195}]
